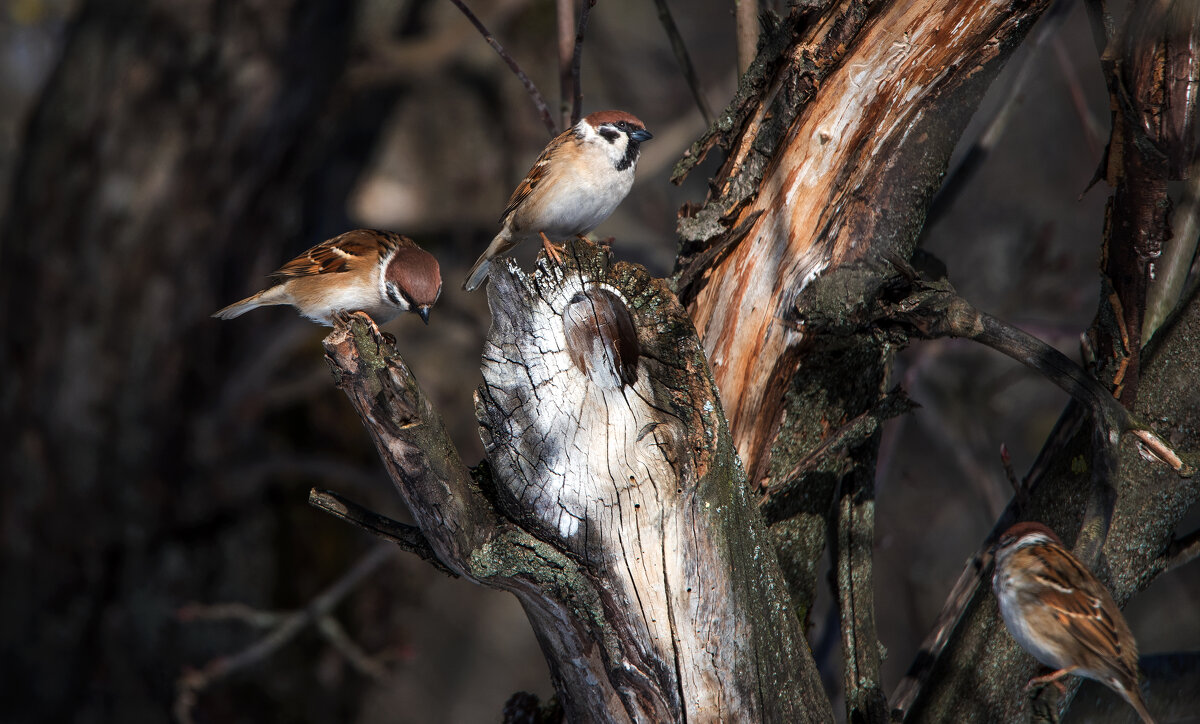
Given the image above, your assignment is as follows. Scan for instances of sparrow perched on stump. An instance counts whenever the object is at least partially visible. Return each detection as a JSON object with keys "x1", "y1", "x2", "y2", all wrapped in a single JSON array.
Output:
[
  {"x1": 991, "y1": 522, "x2": 1155, "y2": 724},
  {"x1": 213, "y1": 229, "x2": 442, "y2": 326},
  {"x1": 463, "y1": 110, "x2": 652, "y2": 291}
]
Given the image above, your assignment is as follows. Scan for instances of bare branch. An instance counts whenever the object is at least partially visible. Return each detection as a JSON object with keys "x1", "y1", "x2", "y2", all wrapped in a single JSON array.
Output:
[
  {"x1": 308, "y1": 488, "x2": 457, "y2": 577},
  {"x1": 569, "y1": 0, "x2": 595, "y2": 125},
  {"x1": 832, "y1": 465, "x2": 888, "y2": 724},
  {"x1": 174, "y1": 544, "x2": 394, "y2": 724},
  {"x1": 1157, "y1": 529, "x2": 1200, "y2": 574},
  {"x1": 445, "y1": 0, "x2": 558, "y2": 135},
  {"x1": 652, "y1": 0, "x2": 713, "y2": 125},
  {"x1": 880, "y1": 275, "x2": 1192, "y2": 478},
  {"x1": 557, "y1": 0, "x2": 575, "y2": 130},
  {"x1": 734, "y1": 0, "x2": 759, "y2": 76},
  {"x1": 315, "y1": 615, "x2": 392, "y2": 681}
]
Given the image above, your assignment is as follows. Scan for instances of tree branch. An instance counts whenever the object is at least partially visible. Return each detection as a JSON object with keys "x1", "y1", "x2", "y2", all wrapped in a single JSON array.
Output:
[
  {"x1": 174, "y1": 544, "x2": 395, "y2": 724},
  {"x1": 445, "y1": 0, "x2": 558, "y2": 134},
  {"x1": 652, "y1": 0, "x2": 712, "y2": 125},
  {"x1": 734, "y1": 0, "x2": 759, "y2": 76},
  {"x1": 880, "y1": 275, "x2": 1191, "y2": 479},
  {"x1": 557, "y1": 0, "x2": 575, "y2": 130},
  {"x1": 569, "y1": 0, "x2": 594, "y2": 126},
  {"x1": 308, "y1": 488, "x2": 457, "y2": 577},
  {"x1": 832, "y1": 455, "x2": 888, "y2": 724}
]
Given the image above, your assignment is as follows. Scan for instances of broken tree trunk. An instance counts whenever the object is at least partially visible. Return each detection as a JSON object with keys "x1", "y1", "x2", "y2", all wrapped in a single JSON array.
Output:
[{"x1": 324, "y1": 242, "x2": 830, "y2": 722}]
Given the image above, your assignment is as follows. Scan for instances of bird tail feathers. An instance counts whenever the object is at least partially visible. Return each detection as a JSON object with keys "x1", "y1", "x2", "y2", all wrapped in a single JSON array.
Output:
[
  {"x1": 463, "y1": 232, "x2": 516, "y2": 292},
  {"x1": 211, "y1": 286, "x2": 288, "y2": 320}
]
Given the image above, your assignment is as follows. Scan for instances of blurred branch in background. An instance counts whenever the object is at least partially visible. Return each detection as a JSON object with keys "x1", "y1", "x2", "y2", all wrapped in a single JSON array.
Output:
[
  {"x1": 734, "y1": 0, "x2": 759, "y2": 76},
  {"x1": 174, "y1": 544, "x2": 396, "y2": 724},
  {"x1": 445, "y1": 0, "x2": 557, "y2": 134},
  {"x1": 348, "y1": 0, "x2": 531, "y2": 89},
  {"x1": 568, "y1": 0, "x2": 595, "y2": 125},
  {"x1": 653, "y1": 0, "x2": 713, "y2": 125},
  {"x1": 556, "y1": 0, "x2": 574, "y2": 129}
]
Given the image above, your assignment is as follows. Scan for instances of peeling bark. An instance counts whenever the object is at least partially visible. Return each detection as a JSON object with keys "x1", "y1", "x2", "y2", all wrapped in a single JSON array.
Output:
[{"x1": 675, "y1": 0, "x2": 1054, "y2": 645}]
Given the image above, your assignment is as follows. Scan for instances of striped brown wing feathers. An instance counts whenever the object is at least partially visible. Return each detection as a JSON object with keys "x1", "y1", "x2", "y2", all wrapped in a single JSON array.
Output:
[
  {"x1": 501, "y1": 129, "x2": 572, "y2": 223},
  {"x1": 271, "y1": 229, "x2": 400, "y2": 279},
  {"x1": 1030, "y1": 546, "x2": 1139, "y2": 677}
]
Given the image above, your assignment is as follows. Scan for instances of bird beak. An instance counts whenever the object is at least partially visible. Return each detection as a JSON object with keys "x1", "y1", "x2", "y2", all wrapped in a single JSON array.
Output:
[
  {"x1": 631, "y1": 129, "x2": 653, "y2": 143},
  {"x1": 417, "y1": 306, "x2": 431, "y2": 325}
]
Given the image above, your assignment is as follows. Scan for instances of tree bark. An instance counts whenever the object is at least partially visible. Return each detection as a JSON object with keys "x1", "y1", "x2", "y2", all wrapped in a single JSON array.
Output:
[
  {"x1": 0, "y1": 0, "x2": 374, "y2": 719},
  {"x1": 324, "y1": 243, "x2": 832, "y2": 721},
  {"x1": 670, "y1": 4, "x2": 1055, "y2": 699},
  {"x1": 892, "y1": 4, "x2": 1200, "y2": 721}
]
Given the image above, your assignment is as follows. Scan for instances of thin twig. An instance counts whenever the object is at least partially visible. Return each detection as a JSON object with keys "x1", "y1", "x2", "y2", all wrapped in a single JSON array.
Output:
[
  {"x1": 315, "y1": 615, "x2": 393, "y2": 680},
  {"x1": 652, "y1": 0, "x2": 713, "y2": 125},
  {"x1": 309, "y1": 488, "x2": 457, "y2": 577},
  {"x1": 569, "y1": 0, "x2": 595, "y2": 126},
  {"x1": 174, "y1": 544, "x2": 395, "y2": 724},
  {"x1": 734, "y1": 0, "x2": 759, "y2": 76},
  {"x1": 760, "y1": 387, "x2": 914, "y2": 502},
  {"x1": 176, "y1": 602, "x2": 287, "y2": 628},
  {"x1": 557, "y1": 0, "x2": 575, "y2": 130},
  {"x1": 1161, "y1": 529, "x2": 1200, "y2": 573},
  {"x1": 1000, "y1": 443, "x2": 1032, "y2": 512},
  {"x1": 445, "y1": 0, "x2": 558, "y2": 135}
]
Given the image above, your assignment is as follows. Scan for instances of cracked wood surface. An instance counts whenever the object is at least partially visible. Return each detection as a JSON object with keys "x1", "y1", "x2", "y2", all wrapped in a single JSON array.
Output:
[
  {"x1": 475, "y1": 242, "x2": 830, "y2": 722},
  {"x1": 685, "y1": 0, "x2": 1053, "y2": 486}
]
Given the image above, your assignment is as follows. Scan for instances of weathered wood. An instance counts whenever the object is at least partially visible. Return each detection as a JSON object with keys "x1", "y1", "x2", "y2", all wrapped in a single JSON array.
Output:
[
  {"x1": 674, "y1": 0, "x2": 1054, "y2": 670},
  {"x1": 0, "y1": 1, "x2": 366, "y2": 718},
  {"x1": 683, "y1": 0, "x2": 1053, "y2": 487},
  {"x1": 476, "y1": 242, "x2": 830, "y2": 722},
  {"x1": 323, "y1": 312, "x2": 629, "y2": 721},
  {"x1": 323, "y1": 244, "x2": 831, "y2": 721}
]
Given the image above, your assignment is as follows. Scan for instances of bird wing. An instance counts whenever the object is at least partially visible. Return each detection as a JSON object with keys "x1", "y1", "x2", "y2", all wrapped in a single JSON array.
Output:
[
  {"x1": 1029, "y1": 547, "x2": 1135, "y2": 675},
  {"x1": 270, "y1": 229, "x2": 402, "y2": 279},
  {"x1": 500, "y1": 128, "x2": 572, "y2": 223}
]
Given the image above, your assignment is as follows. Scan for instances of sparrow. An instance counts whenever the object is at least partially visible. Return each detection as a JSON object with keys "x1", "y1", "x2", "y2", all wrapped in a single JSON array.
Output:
[
  {"x1": 463, "y1": 110, "x2": 652, "y2": 291},
  {"x1": 213, "y1": 229, "x2": 442, "y2": 326},
  {"x1": 991, "y1": 522, "x2": 1155, "y2": 724}
]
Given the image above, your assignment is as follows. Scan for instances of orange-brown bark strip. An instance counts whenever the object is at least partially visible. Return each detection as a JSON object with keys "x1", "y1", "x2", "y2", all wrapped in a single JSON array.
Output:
[
  {"x1": 688, "y1": 0, "x2": 1054, "y2": 480},
  {"x1": 1087, "y1": 1, "x2": 1196, "y2": 404}
]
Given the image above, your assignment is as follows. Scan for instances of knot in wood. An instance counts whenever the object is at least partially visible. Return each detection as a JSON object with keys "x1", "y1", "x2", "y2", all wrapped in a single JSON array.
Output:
[{"x1": 563, "y1": 287, "x2": 639, "y2": 389}]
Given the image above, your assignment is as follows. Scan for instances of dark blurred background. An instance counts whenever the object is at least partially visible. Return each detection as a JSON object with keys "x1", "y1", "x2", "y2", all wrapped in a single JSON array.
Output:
[{"x1": 0, "y1": 1, "x2": 1195, "y2": 722}]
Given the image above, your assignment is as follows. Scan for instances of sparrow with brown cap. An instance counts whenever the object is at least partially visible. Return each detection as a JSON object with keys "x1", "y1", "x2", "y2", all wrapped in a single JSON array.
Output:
[
  {"x1": 214, "y1": 229, "x2": 442, "y2": 326},
  {"x1": 463, "y1": 110, "x2": 652, "y2": 291}
]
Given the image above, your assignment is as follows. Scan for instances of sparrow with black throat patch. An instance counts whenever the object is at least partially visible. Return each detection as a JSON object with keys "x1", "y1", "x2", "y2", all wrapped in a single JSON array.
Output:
[
  {"x1": 992, "y1": 522, "x2": 1155, "y2": 724},
  {"x1": 463, "y1": 110, "x2": 652, "y2": 291},
  {"x1": 213, "y1": 229, "x2": 442, "y2": 326}
]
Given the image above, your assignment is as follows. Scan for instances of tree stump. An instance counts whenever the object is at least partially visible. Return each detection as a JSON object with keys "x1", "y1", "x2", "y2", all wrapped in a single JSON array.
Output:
[{"x1": 324, "y1": 242, "x2": 829, "y2": 722}]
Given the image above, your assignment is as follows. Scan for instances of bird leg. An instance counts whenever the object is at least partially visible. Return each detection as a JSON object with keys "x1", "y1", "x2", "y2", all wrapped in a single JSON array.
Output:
[
  {"x1": 540, "y1": 232, "x2": 565, "y2": 264},
  {"x1": 1025, "y1": 667, "x2": 1077, "y2": 694}
]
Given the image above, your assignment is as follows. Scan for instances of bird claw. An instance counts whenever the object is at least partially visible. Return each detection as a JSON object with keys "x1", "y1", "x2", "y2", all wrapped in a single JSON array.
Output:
[
  {"x1": 539, "y1": 232, "x2": 566, "y2": 265},
  {"x1": 1024, "y1": 668, "x2": 1073, "y2": 694}
]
